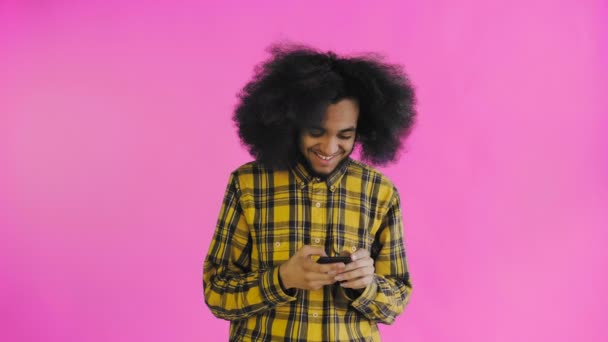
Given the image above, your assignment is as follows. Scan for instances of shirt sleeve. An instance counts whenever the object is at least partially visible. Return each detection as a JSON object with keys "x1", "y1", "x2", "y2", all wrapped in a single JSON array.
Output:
[
  {"x1": 345, "y1": 190, "x2": 413, "y2": 324},
  {"x1": 203, "y1": 172, "x2": 297, "y2": 321}
]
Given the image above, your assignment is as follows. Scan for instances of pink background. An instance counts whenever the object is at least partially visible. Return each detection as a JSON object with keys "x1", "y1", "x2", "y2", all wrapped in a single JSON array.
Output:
[{"x1": 1, "y1": 0, "x2": 607, "y2": 341}]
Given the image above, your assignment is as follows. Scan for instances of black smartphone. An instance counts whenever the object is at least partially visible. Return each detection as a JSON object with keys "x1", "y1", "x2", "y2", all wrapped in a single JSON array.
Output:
[{"x1": 317, "y1": 256, "x2": 352, "y2": 264}]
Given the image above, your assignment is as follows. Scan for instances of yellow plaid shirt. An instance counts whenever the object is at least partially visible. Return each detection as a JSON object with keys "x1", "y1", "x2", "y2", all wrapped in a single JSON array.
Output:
[{"x1": 203, "y1": 158, "x2": 412, "y2": 341}]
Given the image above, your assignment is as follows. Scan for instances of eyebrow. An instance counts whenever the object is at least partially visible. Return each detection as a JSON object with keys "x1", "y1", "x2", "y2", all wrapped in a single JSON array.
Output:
[
  {"x1": 309, "y1": 126, "x2": 357, "y2": 133},
  {"x1": 339, "y1": 127, "x2": 357, "y2": 133}
]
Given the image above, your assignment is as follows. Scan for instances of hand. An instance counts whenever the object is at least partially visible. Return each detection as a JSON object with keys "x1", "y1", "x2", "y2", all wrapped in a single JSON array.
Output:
[
  {"x1": 279, "y1": 245, "x2": 346, "y2": 291},
  {"x1": 334, "y1": 248, "x2": 375, "y2": 289}
]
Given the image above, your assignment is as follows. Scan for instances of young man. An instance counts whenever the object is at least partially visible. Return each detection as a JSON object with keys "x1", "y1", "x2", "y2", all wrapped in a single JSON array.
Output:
[{"x1": 203, "y1": 44, "x2": 416, "y2": 341}]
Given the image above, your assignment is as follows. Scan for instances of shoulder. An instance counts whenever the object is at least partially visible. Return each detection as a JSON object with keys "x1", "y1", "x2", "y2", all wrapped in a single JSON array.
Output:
[
  {"x1": 347, "y1": 159, "x2": 400, "y2": 203},
  {"x1": 348, "y1": 159, "x2": 397, "y2": 189},
  {"x1": 231, "y1": 160, "x2": 270, "y2": 176},
  {"x1": 228, "y1": 160, "x2": 286, "y2": 190}
]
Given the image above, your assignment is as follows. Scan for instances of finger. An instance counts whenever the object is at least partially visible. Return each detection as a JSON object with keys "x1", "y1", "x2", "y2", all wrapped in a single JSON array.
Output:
[
  {"x1": 321, "y1": 262, "x2": 347, "y2": 275},
  {"x1": 340, "y1": 275, "x2": 374, "y2": 289},
  {"x1": 342, "y1": 258, "x2": 374, "y2": 272},
  {"x1": 350, "y1": 248, "x2": 370, "y2": 261},
  {"x1": 308, "y1": 261, "x2": 346, "y2": 274},
  {"x1": 303, "y1": 270, "x2": 340, "y2": 283},
  {"x1": 335, "y1": 264, "x2": 374, "y2": 281},
  {"x1": 334, "y1": 269, "x2": 362, "y2": 282},
  {"x1": 299, "y1": 245, "x2": 328, "y2": 258}
]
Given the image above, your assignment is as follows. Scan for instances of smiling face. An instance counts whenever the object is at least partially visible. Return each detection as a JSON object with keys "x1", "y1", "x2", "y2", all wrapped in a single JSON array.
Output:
[{"x1": 299, "y1": 98, "x2": 359, "y2": 176}]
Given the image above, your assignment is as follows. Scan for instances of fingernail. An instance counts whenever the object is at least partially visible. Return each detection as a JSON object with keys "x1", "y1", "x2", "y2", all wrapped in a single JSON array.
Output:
[{"x1": 334, "y1": 276, "x2": 342, "y2": 281}]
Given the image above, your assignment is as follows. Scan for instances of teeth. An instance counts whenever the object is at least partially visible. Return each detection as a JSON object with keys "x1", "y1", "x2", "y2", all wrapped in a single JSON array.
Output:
[{"x1": 316, "y1": 152, "x2": 332, "y2": 160}]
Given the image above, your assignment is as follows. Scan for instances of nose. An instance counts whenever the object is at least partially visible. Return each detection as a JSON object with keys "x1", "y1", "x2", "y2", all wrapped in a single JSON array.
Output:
[{"x1": 320, "y1": 136, "x2": 340, "y2": 156}]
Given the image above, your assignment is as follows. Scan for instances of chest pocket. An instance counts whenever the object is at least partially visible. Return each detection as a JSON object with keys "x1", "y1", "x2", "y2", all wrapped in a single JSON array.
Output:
[
  {"x1": 332, "y1": 228, "x2": 373, "y2": 256},
  {"x1": 329, "y1": 197, "x2": 376, "y2": 256},
  {"x1": 253, "y1": 222, "x2": 296, "y2": 267}
]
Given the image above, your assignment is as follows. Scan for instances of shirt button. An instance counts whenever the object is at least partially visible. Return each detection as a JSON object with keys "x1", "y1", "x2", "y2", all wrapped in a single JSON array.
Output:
[
  {"x1": 329, "y1": 185, "x2": 336, "y2": 192},
  {"x1": 351, "y1": 246, "x2": 357, "y2": 252},
  {"x1": 314, "y1": 238, "x2": 320, "y2": 243},
  {"x1": 275, "y1": 242, "x2": 281, "y2": 247},
  {"x1": 299, "y1": 182, "x2": 306, "y2": 189},
  {"x1": 312, "y1": 313, "x2": 318, "y2": 318},
  {"x1": 315, "y1": 202, "x2": 321, "y2": 208}
]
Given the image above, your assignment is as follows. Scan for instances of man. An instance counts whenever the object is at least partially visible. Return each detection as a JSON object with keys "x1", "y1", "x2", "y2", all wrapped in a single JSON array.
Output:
[{"x1": 203, "y1": 43, "x2": 416, "y2": 341}]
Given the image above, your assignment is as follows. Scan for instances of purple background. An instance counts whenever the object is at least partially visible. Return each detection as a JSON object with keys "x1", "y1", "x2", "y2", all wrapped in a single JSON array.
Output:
[{"x1": 1, "y1": 0, "x2": 607, "y2": 341}]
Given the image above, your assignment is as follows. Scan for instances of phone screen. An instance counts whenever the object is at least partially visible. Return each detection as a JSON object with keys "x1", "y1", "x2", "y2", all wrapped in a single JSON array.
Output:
[{"x1": 316, "y1": 256, "x2": 352, "y2": 264}]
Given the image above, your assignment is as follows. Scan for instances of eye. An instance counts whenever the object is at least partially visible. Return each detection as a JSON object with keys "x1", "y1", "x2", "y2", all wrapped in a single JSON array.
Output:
[
  {"x1": 338, "y1": 135, "x2": 353, "y2": 140},
  {"x1": 307, "y1": 128, "x2": 324, "y2": 137}
]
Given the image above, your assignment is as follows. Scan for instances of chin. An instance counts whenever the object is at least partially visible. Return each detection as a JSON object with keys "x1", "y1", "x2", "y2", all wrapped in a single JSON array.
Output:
[
  {"x1": 312, "y1": 159, "x2": 342, "y2": 175},
  {"x1": 313, "y1": 167, "x2": 334, "y2": 176}
]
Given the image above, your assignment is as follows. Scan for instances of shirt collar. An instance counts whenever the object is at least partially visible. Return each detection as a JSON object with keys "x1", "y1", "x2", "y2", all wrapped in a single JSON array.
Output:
[{"x1": 292, "y1": 157, "x2": 352, "y2": 190}]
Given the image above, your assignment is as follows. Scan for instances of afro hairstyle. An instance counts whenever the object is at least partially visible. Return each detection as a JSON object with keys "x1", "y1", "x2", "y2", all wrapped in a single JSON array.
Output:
[{"x1": 233, "y1": 42, "x2": 417, "y2": 170}]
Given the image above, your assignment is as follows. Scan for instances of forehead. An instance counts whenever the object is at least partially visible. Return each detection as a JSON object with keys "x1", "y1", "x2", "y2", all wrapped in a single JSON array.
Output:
[{"x1": 319, "y1": 98, "x2": 359, "y2": 129}]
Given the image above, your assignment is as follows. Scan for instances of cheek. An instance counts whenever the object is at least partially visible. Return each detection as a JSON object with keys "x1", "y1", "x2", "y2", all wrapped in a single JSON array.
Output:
[
  {"x1": 299, "y1": 136, "x2": 312, "y2": 153},
  {"x1": 342, "y1": 139, "x2": 356, "y2": 152}
]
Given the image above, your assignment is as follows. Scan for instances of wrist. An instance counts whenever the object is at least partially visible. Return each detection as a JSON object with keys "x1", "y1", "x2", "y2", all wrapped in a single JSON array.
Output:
[{"x1": 278, "y1": 264, "x2": 292, "y2": 290}]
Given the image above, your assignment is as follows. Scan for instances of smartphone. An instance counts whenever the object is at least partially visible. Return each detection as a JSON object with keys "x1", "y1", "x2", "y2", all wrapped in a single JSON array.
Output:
[{"x1": 317, "y1": 256, "x2": 352, "y2": 264}]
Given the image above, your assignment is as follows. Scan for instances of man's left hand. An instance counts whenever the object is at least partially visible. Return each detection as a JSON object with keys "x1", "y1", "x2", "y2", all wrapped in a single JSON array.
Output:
[{"x1": 334, "y1": 249, "x2": 375, "y2": 289}]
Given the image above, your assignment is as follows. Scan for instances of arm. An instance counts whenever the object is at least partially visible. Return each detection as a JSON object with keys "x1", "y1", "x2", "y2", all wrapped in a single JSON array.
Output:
[
  {"x1": 203, "y1": 173, "x2": 297, "y2": 321},
  {"x1": 341, "y1": 191, "x2": 412, "y2": 324}
]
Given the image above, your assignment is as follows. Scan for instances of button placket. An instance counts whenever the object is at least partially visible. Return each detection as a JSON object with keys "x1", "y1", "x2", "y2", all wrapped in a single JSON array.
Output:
[{"x1": 310, "y1": 180, "x2": 327, "y2": 249}]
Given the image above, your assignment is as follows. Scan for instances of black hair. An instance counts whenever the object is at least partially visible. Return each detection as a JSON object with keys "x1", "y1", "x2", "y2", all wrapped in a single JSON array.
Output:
[{"x1": 233, "y1": 42, "x2": 416, "y2": 169}]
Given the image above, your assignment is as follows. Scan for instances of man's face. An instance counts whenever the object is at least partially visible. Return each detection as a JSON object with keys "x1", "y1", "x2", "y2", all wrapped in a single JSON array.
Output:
[{"x1": 299, "y1": 98, "x2": 359, "y2": 176}]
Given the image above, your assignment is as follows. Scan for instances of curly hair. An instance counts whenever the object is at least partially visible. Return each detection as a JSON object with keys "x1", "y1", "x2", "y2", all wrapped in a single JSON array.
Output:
[{"x1": 233, "y1": 43, "x2": 416, "y2": 170}]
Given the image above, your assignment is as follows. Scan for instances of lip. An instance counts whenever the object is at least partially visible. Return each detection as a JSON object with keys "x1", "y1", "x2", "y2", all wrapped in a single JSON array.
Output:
[
  {"x1": 312, "y1": 151, "x2": 341, "y2": 165},
  {"x1": 314, "y1": 151, "x2": 339, "y2": 159}
]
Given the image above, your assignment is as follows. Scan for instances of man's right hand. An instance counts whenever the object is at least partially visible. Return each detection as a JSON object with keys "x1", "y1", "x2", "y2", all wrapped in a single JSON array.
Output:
[{"x1": 278, "y1": 245, "x2": 346, "y2": 291}]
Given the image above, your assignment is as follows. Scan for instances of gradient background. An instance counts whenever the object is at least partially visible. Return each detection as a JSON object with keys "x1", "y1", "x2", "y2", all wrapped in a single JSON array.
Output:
[{"x1": 1, "y1": 0, "x2": 607, "y2": 341}]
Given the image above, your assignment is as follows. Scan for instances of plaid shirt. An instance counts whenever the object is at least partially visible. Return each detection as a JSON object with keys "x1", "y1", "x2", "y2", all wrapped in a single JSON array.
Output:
[{"x1": 203, "y1": 158, "x2": 412, "y2": 341}]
